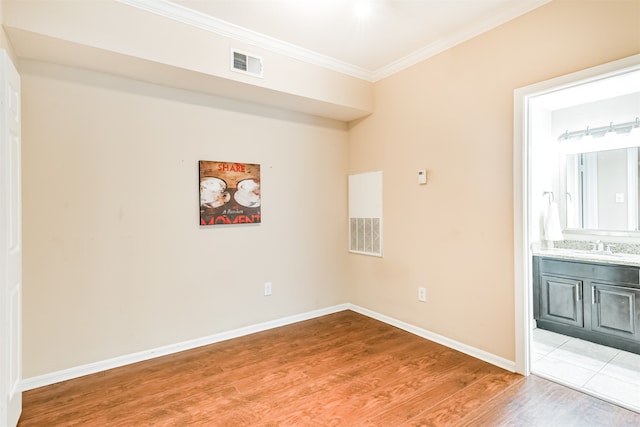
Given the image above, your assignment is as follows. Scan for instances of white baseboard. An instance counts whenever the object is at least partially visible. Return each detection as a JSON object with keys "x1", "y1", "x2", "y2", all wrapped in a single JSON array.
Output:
[
  {"x1": 21, "y1": 302, "x2": 515, "y2": 391},
  {"x1": 21, "y1": 304, "x2": 349, "y2": 391},
  {"x1": 347, "y1": 304, "x2": 516, "y2": 372}
]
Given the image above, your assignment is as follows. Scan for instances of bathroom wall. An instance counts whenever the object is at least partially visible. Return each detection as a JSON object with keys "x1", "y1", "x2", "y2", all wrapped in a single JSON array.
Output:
[
  {"x1": 531, "y1": 106, "x2": 556, "y2": 245},
  {"x1": 20, "y1": 60, "x2": 350, "y2": 377},
  {"x1": 552, "y1": 93, "x2": 640, "y2": 135},
  {"x1": 347, "y1": 0, "x2": 640, "y2": 361}
]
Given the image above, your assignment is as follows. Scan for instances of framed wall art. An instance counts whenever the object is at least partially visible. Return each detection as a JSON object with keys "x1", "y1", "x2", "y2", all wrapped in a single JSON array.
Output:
[{"x1": 199, "y1": 160, "x2": 261, "y2": 226}]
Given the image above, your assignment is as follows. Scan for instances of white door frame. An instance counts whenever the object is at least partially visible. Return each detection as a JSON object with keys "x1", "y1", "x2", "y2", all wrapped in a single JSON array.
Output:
[
  {"x1": 1, "y1": 48, "x2": 22, "y2": 427},
  {"x1": 513, "y1": 53, "x2": 640, "y2": 375}
]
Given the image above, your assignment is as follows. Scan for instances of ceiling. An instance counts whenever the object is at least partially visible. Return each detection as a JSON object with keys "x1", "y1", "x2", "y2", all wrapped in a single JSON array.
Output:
[{"x1": 133, "y1": 0, "x2": 551, "y2": 81}]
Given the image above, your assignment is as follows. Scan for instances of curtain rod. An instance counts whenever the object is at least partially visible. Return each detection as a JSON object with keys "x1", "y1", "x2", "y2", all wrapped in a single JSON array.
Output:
[{"x1": 559, "y1": 117, "x2": 640, "y2": 141}]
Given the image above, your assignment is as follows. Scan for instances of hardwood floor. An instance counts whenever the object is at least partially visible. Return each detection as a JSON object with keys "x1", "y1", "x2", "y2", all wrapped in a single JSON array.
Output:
[{"x1": 18, "y1": 310, "x2": 640, "y2": 426}]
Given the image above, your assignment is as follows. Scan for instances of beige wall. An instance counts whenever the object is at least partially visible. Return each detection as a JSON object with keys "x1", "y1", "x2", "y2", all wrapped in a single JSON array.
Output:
[
  {"x1": 21, "y1": 61, "x2": 349, "y2": 377},
  {"x1": 0, "y1": 0, "x2": 16, "y2": 61},
  {"x1": 16, "y1": 0, "x2": 640, "y2": 379},
  {"x1": 347, "y1": 0, "x2": 640, "y2": 361}
]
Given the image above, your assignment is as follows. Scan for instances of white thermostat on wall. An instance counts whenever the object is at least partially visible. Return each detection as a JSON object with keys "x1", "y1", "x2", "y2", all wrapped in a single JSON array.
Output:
[{"x1": 418, "y1": 169, "x2": 427, "y2": 185}]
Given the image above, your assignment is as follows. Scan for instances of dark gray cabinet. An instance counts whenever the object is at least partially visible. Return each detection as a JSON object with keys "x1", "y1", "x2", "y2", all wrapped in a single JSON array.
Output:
[{"x1": 533, "y1": 256, "x2": 640, "y2": 355}]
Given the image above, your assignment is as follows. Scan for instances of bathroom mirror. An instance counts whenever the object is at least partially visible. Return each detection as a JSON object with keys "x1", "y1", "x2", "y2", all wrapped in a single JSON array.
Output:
[{"x1": 564, "y1": 147, "x2": 639, "y2": 232}]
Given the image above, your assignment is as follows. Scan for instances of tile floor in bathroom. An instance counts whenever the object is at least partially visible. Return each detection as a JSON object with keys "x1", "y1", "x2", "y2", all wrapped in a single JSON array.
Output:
[{"x1": 532, "y1": 328, "x2": 640, "y2": 413}]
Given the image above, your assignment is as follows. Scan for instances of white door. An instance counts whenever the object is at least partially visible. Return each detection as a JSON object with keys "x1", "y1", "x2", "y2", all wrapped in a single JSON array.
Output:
[{"x1": 0, "y1": 48, "x2": 22, "y2": 427}]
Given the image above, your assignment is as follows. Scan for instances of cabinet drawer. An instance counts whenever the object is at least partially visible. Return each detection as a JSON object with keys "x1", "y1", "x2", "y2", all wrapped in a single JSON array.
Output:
[{"x1": 540, "y1": 258, "x2": 639, "y2": 286}]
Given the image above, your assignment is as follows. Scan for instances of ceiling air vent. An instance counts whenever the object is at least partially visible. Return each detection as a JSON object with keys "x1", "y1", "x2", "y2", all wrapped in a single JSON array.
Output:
[{"x1": 231, "y1": 49, "x2": 263, "y2": 78}]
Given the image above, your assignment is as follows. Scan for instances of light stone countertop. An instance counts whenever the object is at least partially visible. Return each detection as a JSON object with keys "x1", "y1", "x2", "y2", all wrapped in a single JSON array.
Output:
[{"x1": 532, "y1": 248, "x2": 640, "y2": 268}]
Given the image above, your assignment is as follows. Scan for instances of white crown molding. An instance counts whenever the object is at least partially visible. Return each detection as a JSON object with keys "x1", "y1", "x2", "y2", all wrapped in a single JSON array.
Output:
[
  {"x1": 373, "y1": 0, "x2": 552, "y2": 81},
  {"x1": 115, "y1": 0, "x2": 374, "y2": 81}
]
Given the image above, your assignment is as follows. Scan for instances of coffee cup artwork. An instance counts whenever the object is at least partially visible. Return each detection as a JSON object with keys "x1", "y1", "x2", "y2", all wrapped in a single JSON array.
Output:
[
  {"x1": 200, "y1": 177, "x2": 231, "y2": 208},
  {"x1": 199, "y1": 161, "x2": 261, "y2": 226},
  {"x1": 234, "y1": 178, "x2": 261, "y2": 207}
]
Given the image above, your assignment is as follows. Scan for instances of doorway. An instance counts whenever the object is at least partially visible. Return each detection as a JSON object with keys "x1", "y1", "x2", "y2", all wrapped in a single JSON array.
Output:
[{"x1": 514, "y1": 54, "x2": 640, "y2": 412}]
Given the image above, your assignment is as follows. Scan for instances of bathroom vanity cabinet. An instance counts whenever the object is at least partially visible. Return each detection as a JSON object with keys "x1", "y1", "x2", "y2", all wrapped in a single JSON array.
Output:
[{"x1": 533, "y1": 256, "x2": 640, "y2": 354}]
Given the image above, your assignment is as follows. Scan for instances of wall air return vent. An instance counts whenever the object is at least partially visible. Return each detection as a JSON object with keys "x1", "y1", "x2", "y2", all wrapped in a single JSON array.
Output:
[
  {"x1": 231, "y1": 49, "x2": 263, "y2": 78},
  {"x1": 349, "y1": 171, "x2": 383, "y2": 257}
]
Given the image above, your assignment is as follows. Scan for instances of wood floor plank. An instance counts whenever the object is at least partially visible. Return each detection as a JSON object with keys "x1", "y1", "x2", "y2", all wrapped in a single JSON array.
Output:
[
  {"x1": 365, "y1": 360, "x2": 501, "y2": 425},
  {"x1": 18, "y1": 310, "x2": 640, "y2": 426},
  {"x1": 458, "y1": 374, "x2": 640, "y2": 427},
  {"x1": 402, "y1": 370, "x2": 522, "y2": 426}
]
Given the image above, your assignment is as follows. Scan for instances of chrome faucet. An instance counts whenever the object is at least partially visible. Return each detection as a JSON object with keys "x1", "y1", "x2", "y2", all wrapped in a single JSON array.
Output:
[{"x1": 590, "y1": 240, "x2": 605, "y2": 252}]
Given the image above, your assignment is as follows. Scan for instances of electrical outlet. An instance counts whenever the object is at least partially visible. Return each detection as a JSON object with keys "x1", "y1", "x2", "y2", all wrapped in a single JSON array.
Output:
[
  {"x1": 418, "y1": 287, "x2": 426, "y2": 302},
  {"x1": 264, "y1": 281, "x2": 272, "y2": 296}
]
